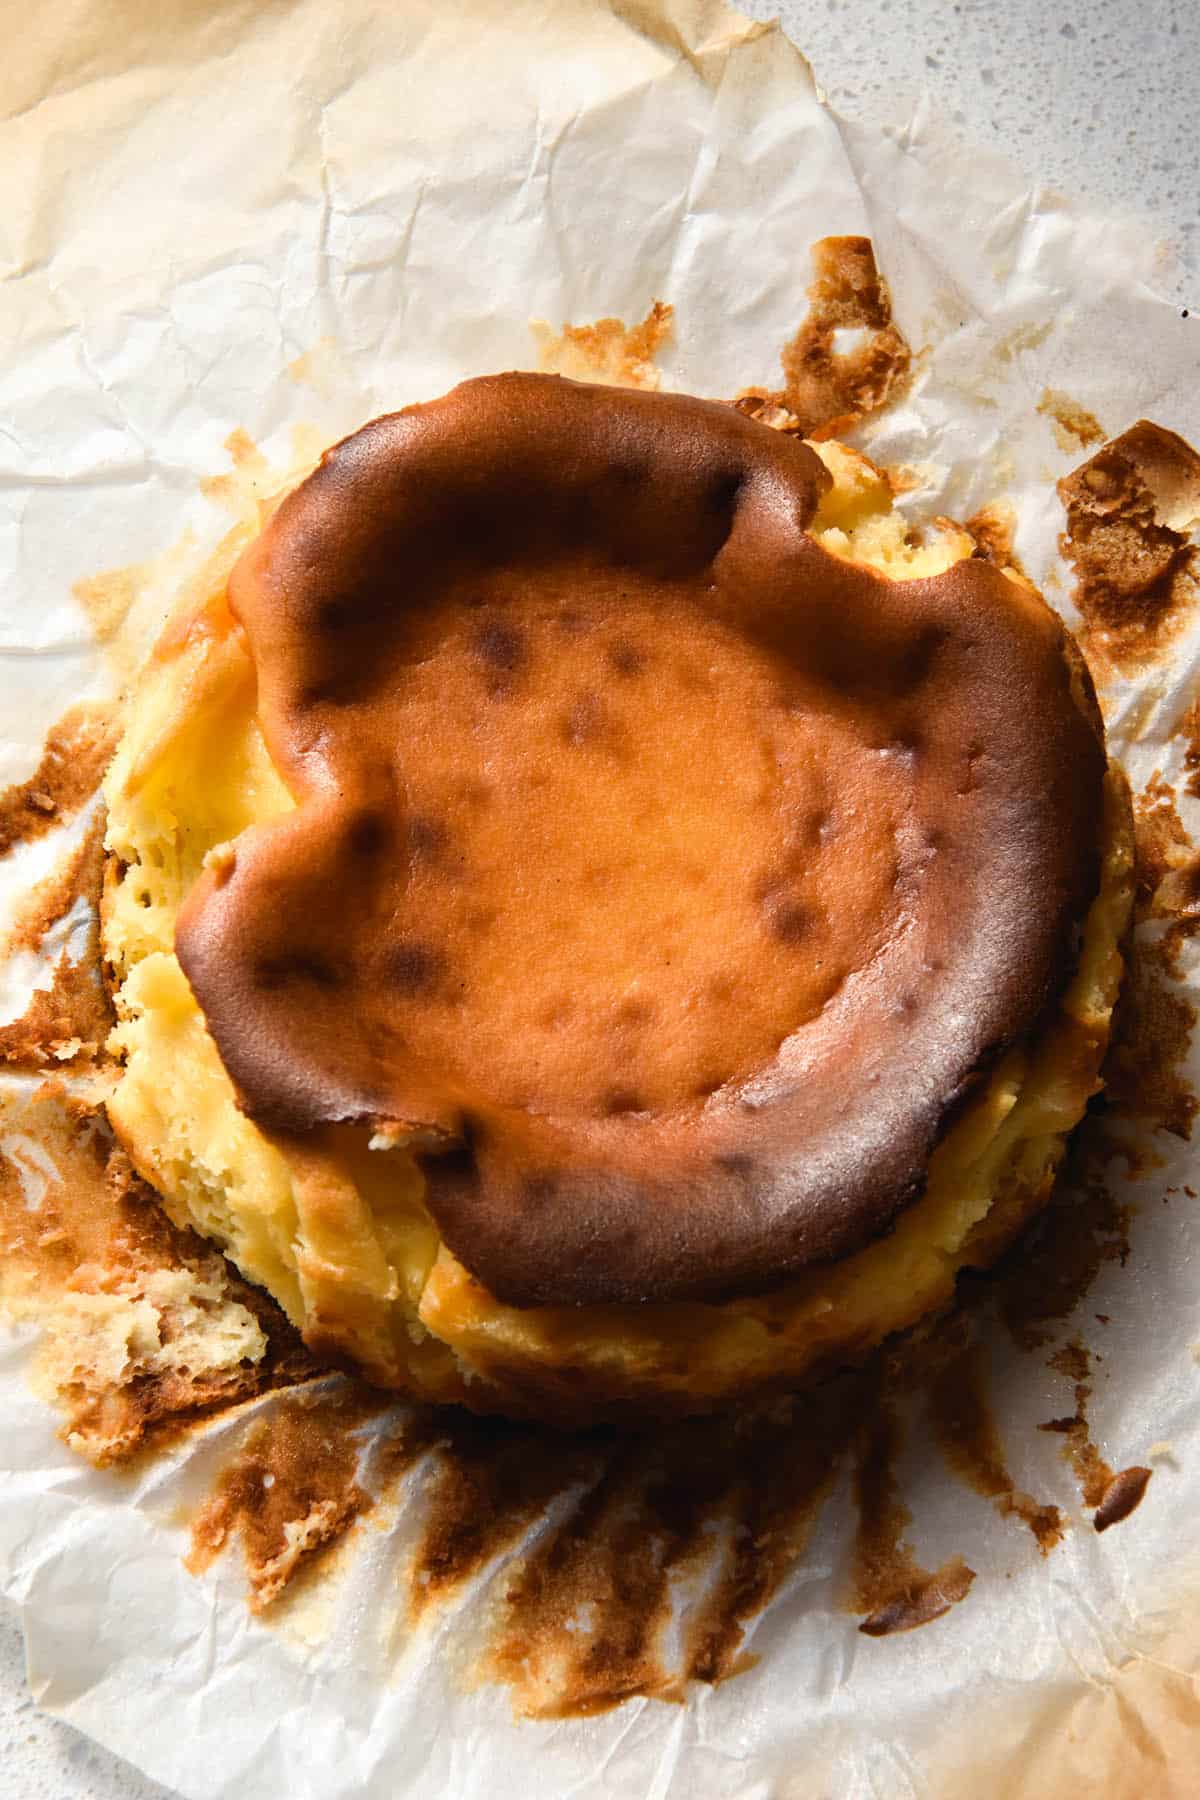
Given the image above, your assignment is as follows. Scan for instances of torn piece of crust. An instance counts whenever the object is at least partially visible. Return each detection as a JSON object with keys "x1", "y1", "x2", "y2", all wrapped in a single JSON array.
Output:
[{"x1": 735, "y1": 236, "x2": 910, "y2": 439}]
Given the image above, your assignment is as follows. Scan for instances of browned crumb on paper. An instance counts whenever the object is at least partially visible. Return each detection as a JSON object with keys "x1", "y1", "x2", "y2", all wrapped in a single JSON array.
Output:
[
  {"x1": 531, "y1": 300, "x2": 674, "y2": 391},
  {"x1": 4, "y1": 810, "x2": 104, "y2": 958},
  {"x1": 1038, "y1": 387, "x2": 1107, "y2": 453},
  {"x1": 922, "y1": 1314, "x2": 1063, "y2": 1552},
  {"x1": 178, "y1": 1362, "x2": 864, "y2": 1717},
  {"x1": 1059, "y1": 419, "x2": 1200, "y2": 677},
  {"x1": 994, "y1": 777, "x2": 1195, "y2": 1375},
  {"x1": 74, "y1": 564, "x2": 146, "y2": 651},
  {"x1": 1133, "y1": 772, "x2": 1195, "y2": 910},
  {"x1": 199, "y1": 428, "x2": 275, "y2": 521},
  {"x1": 474, "y1": 1435, "x2": 689, "y2": 1716},
  {"x1": 1092, "y1": 1463, "x2": 1153, "y2": 1531},
  {"x1": 1040, "y1": 1341, "x2": 1110, "y2": 1506},
  {"x1": 0, "y1": 703, "x2": 116, "y2": 858},
  {"x1": 0, "y1": 1084, "x2": 316, "y2": 1464},
  {"x1": 677, "y1": 1382, "x2": 851, "y2": 1683},
  {"x1": 734, "y1": 236, "x2": 911, "y2": 440},
  {"x1": 1103, "y1": 939, "x2": 1198, "y2": 1149},
  {"x1": 858, "y1": 1558, "x2": 977, "y2": 1639},
  {"x1": 1039, "y1": 1341, "x2": 1153, "y2": 1531}
]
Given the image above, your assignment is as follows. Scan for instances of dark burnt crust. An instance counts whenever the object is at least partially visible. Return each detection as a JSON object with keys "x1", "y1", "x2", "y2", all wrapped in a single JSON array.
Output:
[{"x1": 175, "y1": 374, "x2": 1107, "y2": 1310}]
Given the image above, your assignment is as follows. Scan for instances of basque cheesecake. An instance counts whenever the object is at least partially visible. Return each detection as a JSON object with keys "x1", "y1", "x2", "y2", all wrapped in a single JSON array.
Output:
[{"x1": 101, "y1": 374, "x2": 1133, "y2": 1421}]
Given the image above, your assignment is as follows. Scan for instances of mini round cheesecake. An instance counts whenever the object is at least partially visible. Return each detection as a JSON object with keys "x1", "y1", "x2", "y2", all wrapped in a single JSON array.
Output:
[{"x1": 101, "y1": 375, "x2": 1133, "y2": 1422}]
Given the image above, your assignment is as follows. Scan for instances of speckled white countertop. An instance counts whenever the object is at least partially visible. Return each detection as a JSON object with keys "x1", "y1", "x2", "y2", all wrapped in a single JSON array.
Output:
[{"x1": 1, "y1": 3, "x2": 1196, "y2": 1795}]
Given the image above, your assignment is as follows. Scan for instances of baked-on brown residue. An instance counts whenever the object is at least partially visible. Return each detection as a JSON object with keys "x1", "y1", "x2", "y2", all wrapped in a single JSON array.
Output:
[
  {"x1": 996, "y1": 1139, "x2": 1134, "y2": 1354},
  {"x1": 923, "y1": 1314, "x2": 1063, "y2": 1551},
  {"x1": 677, "y1": 1383, "x2": 851, "y2": 1681},
  {"x1": 1038, "y1": 388, "x2": 1106, "y2": 453},
  {"x1": 734, "y1": 236, "x2": 911, "y2": 439},
  {"x1": 1096, "y1": 783, "x2": 1200, "y2": 1155},
  {"x1": 1132, "y1": 774, "x2": 1200, "y2": 974},
  {"x1": 0, "y1": 815, "x2": 113, "y2": 1069},
  {"x1": 1, "y1": 1063, "x2": 879, "y2": 1698},
  {"x1": 0, "y1": 951, "x2": 112, "y2": 1071},
  {"x1": 1177, "y1": 694, "x2": 1200, "y2": 797},
  {"x1": 469, "y1": 1384, "x2": 858, "y2": 1715},
  {"x1": 1040, "y1": 1342, "x2": 1153, "y2": 1530},
  {"x1": 0, "y1": 706, "x2": 116, "y2": 1071},
  {"x1": 409, "y1": 1415, "x2": 602, "y2": 1623},
  {"x1": 0, "y1": 704, "x2": 116, "y2": 858},
  {"x1": 850, "y1": 1378, "x2": 976, "y2": 1637},
  {"x1": 532, "y1": 300, "x2": 673, "y2": 390},
  {"x1": 186, "y1": 1385, "x2": 383, "y2": 1609},
  {"x1": 1059, "y1": 419, "x2": 1200, "y2": 676}
]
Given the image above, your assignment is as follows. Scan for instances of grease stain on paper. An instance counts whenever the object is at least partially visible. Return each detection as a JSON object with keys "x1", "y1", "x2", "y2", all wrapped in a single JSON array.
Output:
[
  {"x1": 0, "y1": 814, "x2": 112, "y2": 1070},
  {"x1": 1038, "y1": 388, "x2": 1107, "y2": 453}
]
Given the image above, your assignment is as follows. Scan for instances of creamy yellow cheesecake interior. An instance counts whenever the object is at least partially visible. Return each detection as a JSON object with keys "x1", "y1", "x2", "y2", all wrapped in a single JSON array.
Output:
[{"x1": 101, "y1": 400, "x2": 1132, "y2": 1422}]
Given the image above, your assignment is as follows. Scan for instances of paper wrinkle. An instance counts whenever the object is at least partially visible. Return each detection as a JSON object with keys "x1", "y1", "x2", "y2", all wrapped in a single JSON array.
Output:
[{"x1": 1, "y1": 0, "x2": 1200, "y2": 1796}]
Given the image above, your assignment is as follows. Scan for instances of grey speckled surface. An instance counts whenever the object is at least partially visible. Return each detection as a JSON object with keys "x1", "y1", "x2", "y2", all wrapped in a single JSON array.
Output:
[
  {"x1": 747, "y1": 0, "x2": 1198, "y2": 303},
  {"x1": 1, "y1": 3, "x2": 1197, "y2": 1796},
  {"x1": 0, "y1": 1609, "x2": 173, "y2": 1800}
]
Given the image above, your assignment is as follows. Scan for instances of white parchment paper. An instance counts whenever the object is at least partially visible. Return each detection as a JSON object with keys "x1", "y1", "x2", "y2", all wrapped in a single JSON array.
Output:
[{"x1": 3, "y1": 2, "x2": 1200, "y2": 1795}]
